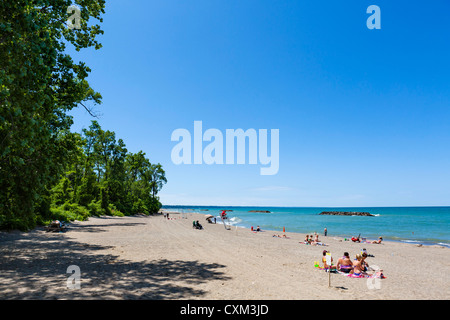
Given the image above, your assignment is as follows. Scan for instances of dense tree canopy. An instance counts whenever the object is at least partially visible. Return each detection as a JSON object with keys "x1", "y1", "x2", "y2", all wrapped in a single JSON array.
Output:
[
  {"x1": 46, "y1": 121, "x2": 167, "y2": 224},
  {"x1": 0, "y1": 1, "x2": 166, "y2": 230}
]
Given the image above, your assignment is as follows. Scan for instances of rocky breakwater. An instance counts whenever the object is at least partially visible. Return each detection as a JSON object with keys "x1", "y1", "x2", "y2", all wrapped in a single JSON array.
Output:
[{"x1": 319, "y1": 211, "x2": 374, "y2": 217}]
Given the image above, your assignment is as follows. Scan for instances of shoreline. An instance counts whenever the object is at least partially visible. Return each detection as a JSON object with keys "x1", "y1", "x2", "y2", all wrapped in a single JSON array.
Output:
[{"x1": 161, "y1": 208, "x2": 450, "y2": 249}]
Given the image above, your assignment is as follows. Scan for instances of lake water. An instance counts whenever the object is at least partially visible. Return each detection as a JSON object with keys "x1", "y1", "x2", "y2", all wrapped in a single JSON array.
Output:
[{"x1": 163, "y1": 205, "x2": 450, "y2": 247}]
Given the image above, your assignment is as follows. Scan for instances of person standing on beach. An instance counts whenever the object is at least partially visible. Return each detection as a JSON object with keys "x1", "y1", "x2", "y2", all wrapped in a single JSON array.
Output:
[{"x1": 324, "y1": 228, "x2": 327, "y2": 236}]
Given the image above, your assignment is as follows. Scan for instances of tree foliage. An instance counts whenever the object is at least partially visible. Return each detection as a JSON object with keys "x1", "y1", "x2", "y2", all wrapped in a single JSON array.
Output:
[
  {"x1": 51, "y1": 121, "x2": 167, "y2": 220},
  {"x1": 0, "y1": 1, "x2": 166, "y2": 230}
]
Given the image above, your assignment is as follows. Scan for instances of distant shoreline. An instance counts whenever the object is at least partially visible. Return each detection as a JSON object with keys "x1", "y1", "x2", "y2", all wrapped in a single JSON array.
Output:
[{"x1": 163, "y1": 204, "x2": 450, "y2": 209}]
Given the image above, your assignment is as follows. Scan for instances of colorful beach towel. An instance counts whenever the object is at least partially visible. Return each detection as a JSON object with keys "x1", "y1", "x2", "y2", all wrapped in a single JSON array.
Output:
[
  {"x1": 338, "y1": 271, "x2": 386, "y2": 279},
  {"x1": 314, "y1": 265, "x2": 386, "y2": 279}
]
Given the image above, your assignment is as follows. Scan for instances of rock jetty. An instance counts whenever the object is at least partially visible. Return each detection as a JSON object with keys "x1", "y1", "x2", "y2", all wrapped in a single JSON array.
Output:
[
  {"x1": 249, "y1": 210, "x2": 271, "y2": 213},
  {"x1": 319, "y1": 211, "x2": 374, "y2": 217}
]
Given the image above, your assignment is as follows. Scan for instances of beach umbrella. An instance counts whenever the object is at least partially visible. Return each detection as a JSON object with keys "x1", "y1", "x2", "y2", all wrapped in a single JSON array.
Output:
[{"x1": 205, "y1": 215, "x2": 214, "y2": 220}]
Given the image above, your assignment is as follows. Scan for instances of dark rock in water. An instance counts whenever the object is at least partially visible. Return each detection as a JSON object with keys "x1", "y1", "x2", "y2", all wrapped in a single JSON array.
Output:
[
  {"x1": 249, "y1": 210, "x2": 271, "y2": 213},
  {"x1": 319, "y1": 211, "x2": 374, "y2": 217}
]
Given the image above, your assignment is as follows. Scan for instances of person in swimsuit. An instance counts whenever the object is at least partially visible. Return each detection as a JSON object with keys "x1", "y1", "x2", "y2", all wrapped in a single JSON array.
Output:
[
  {"x1": 352, "y1": 254, "x2": 365, "y2": 275},
  {"x1": 361, "y1": 252, "x2": 372, "y2": 272},
  {"x1": 336, "y1": 252, "x2": 353, "y2": 273},
  {"x1": 304, "y1": 235, "x2": 310, "y2": 244},
  {"x1": 322, "y1": 250, "x2": 336, "y2": 270},
  {"x1": 372, "y1": 236, "x2": 383, "y2": 244}
]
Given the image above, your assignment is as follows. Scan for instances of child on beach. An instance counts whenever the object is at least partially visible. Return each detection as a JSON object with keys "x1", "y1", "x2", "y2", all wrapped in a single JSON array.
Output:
[{"x1": 304, "y1": 235, "x2": 310, "y2": 244}]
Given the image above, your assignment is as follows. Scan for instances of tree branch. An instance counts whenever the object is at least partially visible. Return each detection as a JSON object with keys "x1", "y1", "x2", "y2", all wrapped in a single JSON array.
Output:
[{"x1": 79, "y1": 102, "x2": 99, "y2": 118}]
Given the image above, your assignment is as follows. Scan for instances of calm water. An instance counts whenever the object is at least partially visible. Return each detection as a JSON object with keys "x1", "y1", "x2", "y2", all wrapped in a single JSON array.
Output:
[{"x1": 163, "y1": 205, "x2": 450, "y2": 247}]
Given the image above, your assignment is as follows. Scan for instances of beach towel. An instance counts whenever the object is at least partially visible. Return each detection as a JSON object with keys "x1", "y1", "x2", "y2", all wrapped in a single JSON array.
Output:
[
  {"x1": 314, "y1": 265, "x2": 386, "y2": 279},
  {"x1": 338, "y1": 271, "x2": 387, "y2": 279},
  {"x1": 300, "y1": 241, "x2": 327, "y2": 246}
]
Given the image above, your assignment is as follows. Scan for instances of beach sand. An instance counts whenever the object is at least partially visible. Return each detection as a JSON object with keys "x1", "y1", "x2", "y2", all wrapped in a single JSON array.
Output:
[{"x1": 0, "y1": 211, "x2": 449, "y2": 300}]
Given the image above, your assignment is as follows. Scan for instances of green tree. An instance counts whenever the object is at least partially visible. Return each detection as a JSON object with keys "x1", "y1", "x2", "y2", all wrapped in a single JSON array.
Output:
[
  {"x1": 149, "y1": 163, "x2": 167, "y2": 199},
  {"x1": 0, "y1": 1, "x2": 105, "y2": 230}
]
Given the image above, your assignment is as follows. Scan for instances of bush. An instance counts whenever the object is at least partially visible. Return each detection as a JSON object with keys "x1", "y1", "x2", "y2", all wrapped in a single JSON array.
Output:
[
  {"x1": 0, "y1": 214, "x2": 36, "y2": 231},
  {"x1": 108, "y1": 203, "x2": 124, "y2": 217},
  {"x1": 47, "y1": 202, "x2": 90, "y2": 224},
  {"x1": 87, "y1": 200, "x2": 103, "y2": 216}
]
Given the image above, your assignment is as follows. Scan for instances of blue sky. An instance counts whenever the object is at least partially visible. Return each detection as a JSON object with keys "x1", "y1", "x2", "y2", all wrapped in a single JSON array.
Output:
[{"x1": 68, "y1": 0, "x2": 450, "y2": 207}]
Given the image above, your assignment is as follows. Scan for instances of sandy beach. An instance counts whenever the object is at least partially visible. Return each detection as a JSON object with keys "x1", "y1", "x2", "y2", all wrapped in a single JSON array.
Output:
[{"x1": 0, "y1": 211, "x2": 449, "y2": 300}]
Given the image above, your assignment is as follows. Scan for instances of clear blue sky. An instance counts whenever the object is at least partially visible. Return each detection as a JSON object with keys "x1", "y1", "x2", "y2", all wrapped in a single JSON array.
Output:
[{"x1": 68, "y1": 0, "x2": 450, "y2": 207}]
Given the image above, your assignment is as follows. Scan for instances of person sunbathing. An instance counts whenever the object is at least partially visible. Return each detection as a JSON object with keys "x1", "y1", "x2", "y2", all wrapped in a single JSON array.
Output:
[
  {"x1": 336, "y1": 252, "x2": 353, "y2": 273},
  {"x1": 352, "y1": 254, "x2": 365, "y2": 275},
  {"x1": 372, "y1": 237, "x2": 383, "y2": 244},
  {"x1": 273, "y1": 234, "x2": 288, "y2": 238},
  {"x1": 304, "y1": 235, "x2": 310, "y2": 244},
  {"x1": 322, "y1": 250, "x2": 336, "y2": 270},
  {"x1": 314, "y1": 233, "x2": 320, "y2": 243},
  {"x1": 361, "y1": 252, "x2": 374, "y2": 273},
  {"x1": 193, "y1": 220, "x2": 203, "y2": 230}
]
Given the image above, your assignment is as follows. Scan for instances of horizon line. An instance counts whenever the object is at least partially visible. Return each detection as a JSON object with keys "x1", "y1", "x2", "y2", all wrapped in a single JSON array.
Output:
[{"x1": 162, "y1": 204, "x2": 450, "y2": 208}]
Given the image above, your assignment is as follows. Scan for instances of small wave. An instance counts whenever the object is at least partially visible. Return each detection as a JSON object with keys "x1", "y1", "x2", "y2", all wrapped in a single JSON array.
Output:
[
  {"x1": 438, "y1": 242, "x2": 450, "y2": 248},
  {"x1": 401, "y1": 239, "x2": 422, "y2": 243},
  {"x1": 228, "y1": 217, "x2": 243, "y2": 225}
]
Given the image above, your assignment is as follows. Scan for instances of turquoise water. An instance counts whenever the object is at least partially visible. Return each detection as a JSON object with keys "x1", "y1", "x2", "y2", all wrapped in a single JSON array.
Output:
[{"x1": 163, "y1": 205, "x2": 450, "y2": 247}]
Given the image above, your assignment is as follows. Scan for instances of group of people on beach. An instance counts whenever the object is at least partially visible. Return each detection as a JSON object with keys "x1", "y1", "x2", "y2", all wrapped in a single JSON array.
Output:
[
  {"x1": 351, "y1": 235, "x2": 383, "y2": 244},
  {"x1": 304, "y1": 232, "x2": 326, "y2": 246},
  {"x1": 320, "y1": 249, "x2": 383, "y2": 277}
]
